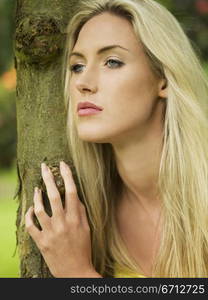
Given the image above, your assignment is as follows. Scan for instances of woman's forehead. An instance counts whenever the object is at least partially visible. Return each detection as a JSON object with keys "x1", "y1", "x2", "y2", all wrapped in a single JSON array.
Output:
[{"x1": 72, "y1": 13, "x2": 142, "y2": 58}]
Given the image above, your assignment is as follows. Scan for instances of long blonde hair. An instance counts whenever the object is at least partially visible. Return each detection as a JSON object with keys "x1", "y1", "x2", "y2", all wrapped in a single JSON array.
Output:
[{"x1": 63, "y1": 0, "x2": 208, "y2": 277}]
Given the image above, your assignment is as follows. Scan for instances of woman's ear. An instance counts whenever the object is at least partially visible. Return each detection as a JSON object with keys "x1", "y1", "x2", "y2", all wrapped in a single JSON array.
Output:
[{"x1": 158, "y1": 78, "x2": 168, "y2": 99}]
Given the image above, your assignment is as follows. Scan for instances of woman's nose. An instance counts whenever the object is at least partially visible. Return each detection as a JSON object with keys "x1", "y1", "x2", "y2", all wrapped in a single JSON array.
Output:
[
  {"x1": 75, "y1": 69, "x2": 98, "y2": 94},
  {"x1": 76, "y1": 82, "x2": 98, "y2": 94}
]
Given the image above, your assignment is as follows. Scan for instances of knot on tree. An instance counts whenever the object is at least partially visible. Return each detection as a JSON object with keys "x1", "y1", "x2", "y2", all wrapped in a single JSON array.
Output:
[
  {"x1": 15, "y1": 16, "x2": 65, "y2": 65},
  {"x1": 42, "y1": 164, "x2": 66, "y2": 199},
  {"x1": 37, "y1": 161, "x2": 78, "y2": 218},
  {"x1": 40, "y1": 164, "x2": 65, "y2": 218}
]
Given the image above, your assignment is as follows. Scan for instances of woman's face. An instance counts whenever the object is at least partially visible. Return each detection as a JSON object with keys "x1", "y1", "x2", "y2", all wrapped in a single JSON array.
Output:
[{"x1": 69, "y1": 12, "x2": 167, "y2": 145}]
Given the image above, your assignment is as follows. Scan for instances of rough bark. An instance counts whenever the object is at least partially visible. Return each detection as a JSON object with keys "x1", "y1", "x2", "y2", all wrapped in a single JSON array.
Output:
[{"x1": 14, "y1": 0, "x2": 78, "y2": 278}]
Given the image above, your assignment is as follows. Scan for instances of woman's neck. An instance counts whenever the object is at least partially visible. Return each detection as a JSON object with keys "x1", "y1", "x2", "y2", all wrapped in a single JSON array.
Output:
[{"x1": 112, "y1": 127, "x2": 164, "y2": 212}]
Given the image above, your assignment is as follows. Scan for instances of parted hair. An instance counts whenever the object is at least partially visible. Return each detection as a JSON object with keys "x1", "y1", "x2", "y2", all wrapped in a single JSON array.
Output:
[{"x1": 63, "y1": 0, "x2": 208, "y2": 277}]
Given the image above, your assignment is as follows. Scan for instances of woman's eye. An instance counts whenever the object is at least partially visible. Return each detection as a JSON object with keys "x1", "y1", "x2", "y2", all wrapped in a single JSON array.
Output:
[
  {"x1": 105, "y1": 59, "x2": 124, "y2": 69},
  {"x1": 70, "y1": 64, "x2": 84, "y2": 73}
]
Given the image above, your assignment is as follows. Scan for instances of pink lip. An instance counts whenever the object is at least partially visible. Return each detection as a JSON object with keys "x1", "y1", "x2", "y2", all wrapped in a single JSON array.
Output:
[
  {"x1": 77, "y1": 101, "x2": 103, "y2": 116},
  {"x1": 78, "y1": 108, "x2": 102, "y2": 116}
]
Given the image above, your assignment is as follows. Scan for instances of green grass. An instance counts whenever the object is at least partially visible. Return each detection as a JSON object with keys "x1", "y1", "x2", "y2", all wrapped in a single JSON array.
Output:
[{"x1": 0, "y1": 164, "x2": 20, "y2": 277}]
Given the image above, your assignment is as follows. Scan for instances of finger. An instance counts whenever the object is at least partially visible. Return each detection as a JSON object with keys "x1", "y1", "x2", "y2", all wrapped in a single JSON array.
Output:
[
  {"x1": 25, "y1": 206, "x2": 41, "y2": 240},
  {"x1": 59, "y1": 161, "x2": 80, "y2": 218},
  {"x1": 41, "y1": 163, "x2": 63, "y2": 216},
  {"x1": 33, "y1": 187, "x2": 51, "y2": 230}
]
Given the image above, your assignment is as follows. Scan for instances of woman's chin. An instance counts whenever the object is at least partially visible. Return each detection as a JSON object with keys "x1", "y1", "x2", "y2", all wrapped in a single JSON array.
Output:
[
  {"x1": 78, "y1": 135, "x2": 107, "y2": 143},
  {"x1": 77, "y1": 131, "x2": 111, "y2": 144}
]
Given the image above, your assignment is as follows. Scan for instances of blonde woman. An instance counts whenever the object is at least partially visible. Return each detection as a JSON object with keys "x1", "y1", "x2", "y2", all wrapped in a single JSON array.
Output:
[{"x1": 25, "y1": 0, "x2": 208, "y2": 278}]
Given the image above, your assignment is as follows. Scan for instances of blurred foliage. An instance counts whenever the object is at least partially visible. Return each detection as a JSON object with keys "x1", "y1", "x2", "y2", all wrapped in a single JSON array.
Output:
[
  {"x1": 0, "y1": 0, "x2": 16, "y2": 76},
  {"x1": 158, "y1": 0, "x2": 208, "y2": 62},
  {"x1": 0, "y1": 82, "x2": 16, "y2": 169},
  {"x1": 0, "y1": 0, "x2": 16, "y2": 169}
]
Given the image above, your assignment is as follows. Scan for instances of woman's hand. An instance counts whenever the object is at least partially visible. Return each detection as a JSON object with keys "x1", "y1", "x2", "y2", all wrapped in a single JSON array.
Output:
[{"x1": 25, "y1": 161, "x2": 101, "y2": 278}]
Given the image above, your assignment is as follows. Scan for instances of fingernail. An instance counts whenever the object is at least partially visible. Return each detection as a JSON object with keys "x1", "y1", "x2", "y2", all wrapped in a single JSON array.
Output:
[
  {"x1": 34, "y1": 187, "x2": 39, "y2": 193},
  {"x1": 60, "y1": 161, "x2": 65, "y2": 168},
  {"x1": 41, "y1": 162, "x2": 48, "y2": 171}
]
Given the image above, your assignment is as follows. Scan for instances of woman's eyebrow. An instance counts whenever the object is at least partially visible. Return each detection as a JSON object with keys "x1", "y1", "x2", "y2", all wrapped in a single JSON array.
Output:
[{"x1": 69, "y1": 44, "x2": 130, "y2": 59}]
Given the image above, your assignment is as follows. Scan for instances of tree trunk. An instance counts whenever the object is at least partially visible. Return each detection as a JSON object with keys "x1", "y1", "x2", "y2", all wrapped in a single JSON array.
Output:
[{"x1": 14, "y1": 0, "x2": 78, "y2": 278}]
